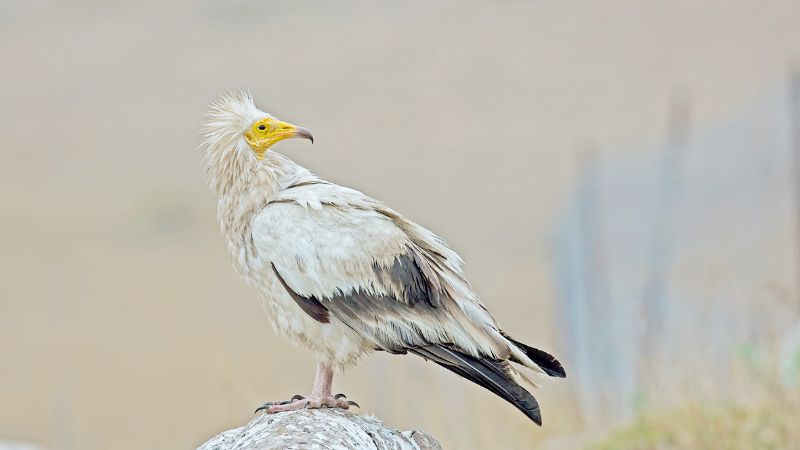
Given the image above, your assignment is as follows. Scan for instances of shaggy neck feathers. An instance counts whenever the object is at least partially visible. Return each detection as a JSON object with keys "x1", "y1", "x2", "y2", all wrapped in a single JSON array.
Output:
[{"x1": 200, "y1": 92, "x2": 317, "y2": 264}]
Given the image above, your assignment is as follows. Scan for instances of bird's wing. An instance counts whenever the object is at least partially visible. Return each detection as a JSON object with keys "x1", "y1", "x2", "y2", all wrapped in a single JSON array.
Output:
[
  {"x1": 253, "y1": 181, "x2": 509, "y2": 359},
  {"x1": 252, "y1": 182, "x2": 564, "y2": 425}
]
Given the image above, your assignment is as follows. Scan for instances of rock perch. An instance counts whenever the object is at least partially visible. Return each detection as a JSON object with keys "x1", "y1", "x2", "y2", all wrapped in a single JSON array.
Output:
[{"x1": 197, "y1": 409, "x2": 442, "y2": 450}]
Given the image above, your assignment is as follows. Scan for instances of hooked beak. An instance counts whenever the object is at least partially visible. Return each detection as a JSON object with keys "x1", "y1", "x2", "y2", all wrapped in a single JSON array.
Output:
[
  {"x1": 292, "y1": 126, "x2": 314, "y2": 143},
  {"x1": 268, "y1": 120, "x2": 314, "y2": 145},
  {"x1": 245, "y1": 118, "x2": 315, "y2": 160}
]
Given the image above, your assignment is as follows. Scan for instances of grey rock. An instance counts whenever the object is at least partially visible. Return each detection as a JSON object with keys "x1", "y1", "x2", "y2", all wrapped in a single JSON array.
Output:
[{"x1": 197, "y1": 409, "x2": 442, "y2": 450}]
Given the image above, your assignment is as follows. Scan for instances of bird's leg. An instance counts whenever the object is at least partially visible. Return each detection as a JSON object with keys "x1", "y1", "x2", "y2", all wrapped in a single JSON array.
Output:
[
  {"x1": 310, "y1": 361, "x2": 334, "y2": 398},
  {"x1": 258, "y1": 362, "x2": 359, "y2": 413}
]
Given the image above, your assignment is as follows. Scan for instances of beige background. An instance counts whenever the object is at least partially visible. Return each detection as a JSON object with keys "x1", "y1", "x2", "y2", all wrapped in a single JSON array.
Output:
[{"x1": 2, "y1": 1, "x2": 799, "y2": 449}]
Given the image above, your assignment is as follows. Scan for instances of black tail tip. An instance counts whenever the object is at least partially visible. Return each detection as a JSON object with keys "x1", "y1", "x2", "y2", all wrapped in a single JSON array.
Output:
[
  {"x1": 524, "y1": 346, "x2": 566, "y2": 378},
  {"x1": 503, "y1": 333, "x2": 567, "y2": 378}
]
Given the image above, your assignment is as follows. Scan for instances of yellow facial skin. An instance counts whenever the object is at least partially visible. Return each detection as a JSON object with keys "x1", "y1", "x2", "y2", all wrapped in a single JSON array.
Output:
[{"x1": 244, "y1": 117, "x2": 314, "y2": 160}]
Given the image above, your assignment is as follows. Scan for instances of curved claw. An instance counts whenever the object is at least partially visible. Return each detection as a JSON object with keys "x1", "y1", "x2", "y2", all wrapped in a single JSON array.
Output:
[
  {"x1": 254, "y1": 402, "x2": 273, "y2": 414},
  {"x1": 346, "y1": 400, "x2": 360, "y2": 408},
  {"x1": 334, "y1": 393, "x2": 347, "y2": 400},
  {"x1": 291, "y1": 394, "x2": 306, "y2": 401}
]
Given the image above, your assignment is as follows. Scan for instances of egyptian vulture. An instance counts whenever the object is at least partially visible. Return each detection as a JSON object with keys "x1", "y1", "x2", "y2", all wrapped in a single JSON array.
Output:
[{"x1": 200, "y1": 92, "x2": 565, "y2": 425}]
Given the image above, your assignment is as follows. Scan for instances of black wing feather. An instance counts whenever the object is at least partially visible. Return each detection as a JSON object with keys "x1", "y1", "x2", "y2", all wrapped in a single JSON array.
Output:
[
  {"x1": 272, "y1": 263, "x2": 330, "y2": 324},
  {"x1": 409, "y1": 344, "x2": 543, "y2": 425}
]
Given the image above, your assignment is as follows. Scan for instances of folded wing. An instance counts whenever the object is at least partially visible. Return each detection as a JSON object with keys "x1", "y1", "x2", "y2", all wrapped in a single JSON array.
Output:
[{"x1": 252, "y1": 183, "x2": 564, "y2": 424}]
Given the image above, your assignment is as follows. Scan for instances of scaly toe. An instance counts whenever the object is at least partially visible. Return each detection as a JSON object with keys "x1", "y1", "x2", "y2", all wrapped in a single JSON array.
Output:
[
  {"x1": 267, "y1": 398, "x2": 312, "y2": 413},
  {"x1": 261, "y1": 394, "x2": 359, "y2": 413},
  {"x1": 333, "y1": 393, "x2": 358, "y2": 408},
  {"x1": 329, "y1": 395, "x2": 359, "y2": 409},
  {"x1": 255, "y1": 395, "x2": 308, "y2": 414}
]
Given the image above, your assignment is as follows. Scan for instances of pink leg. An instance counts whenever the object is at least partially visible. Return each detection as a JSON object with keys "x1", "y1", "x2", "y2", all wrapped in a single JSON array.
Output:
[
  {"x1": 310, "y1": 362, "x2": 334, "y2": 398},
  {"x1": 258, "y1": 362, "x2": 358, "y2": 413}
]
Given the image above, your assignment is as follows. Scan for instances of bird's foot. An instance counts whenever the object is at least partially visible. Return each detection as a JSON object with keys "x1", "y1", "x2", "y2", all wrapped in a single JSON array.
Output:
[{"x1": 255, "y1": 393, "x2": 359, "y2": 414}]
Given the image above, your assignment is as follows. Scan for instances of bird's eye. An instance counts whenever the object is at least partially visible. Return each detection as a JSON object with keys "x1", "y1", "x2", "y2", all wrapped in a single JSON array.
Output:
[{"x1": 258, "y1": 124, "x2": 266, "y2": 131}]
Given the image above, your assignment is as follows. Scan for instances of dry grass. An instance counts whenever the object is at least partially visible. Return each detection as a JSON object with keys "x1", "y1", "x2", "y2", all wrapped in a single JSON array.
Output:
[{"x1": 590, "y1": 395, "x2": 800, "y2": 450}]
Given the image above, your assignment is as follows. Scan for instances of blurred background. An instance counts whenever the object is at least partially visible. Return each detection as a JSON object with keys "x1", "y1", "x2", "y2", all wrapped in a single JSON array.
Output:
[{"x1": 2, "y1": 1, "x2": 800, "y2": 449}]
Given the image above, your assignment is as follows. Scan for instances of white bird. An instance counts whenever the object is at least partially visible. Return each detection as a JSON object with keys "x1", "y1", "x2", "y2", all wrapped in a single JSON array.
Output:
[{"x1": 200, "y1": 92, "x2": 565, "y2": 425}]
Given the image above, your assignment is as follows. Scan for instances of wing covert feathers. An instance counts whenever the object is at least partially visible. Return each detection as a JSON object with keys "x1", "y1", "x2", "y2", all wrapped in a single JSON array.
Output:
[{"x1": 375, "y1": 251, "x2": 441, "y2": 308}]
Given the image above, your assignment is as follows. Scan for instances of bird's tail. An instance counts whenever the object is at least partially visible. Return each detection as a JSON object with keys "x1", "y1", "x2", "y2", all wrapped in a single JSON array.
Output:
[
  {"x1": 408, "y1": 344, "x2": 543, "y2": 425},
  {"x1": 502, "y1": 333, "x2": 567, "y2": 379}
]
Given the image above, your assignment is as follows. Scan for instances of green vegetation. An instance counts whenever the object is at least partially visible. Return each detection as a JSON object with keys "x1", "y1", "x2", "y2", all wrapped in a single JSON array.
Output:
[{"x1": 590, "y1": 400, "x2": 800, "y2": 450}]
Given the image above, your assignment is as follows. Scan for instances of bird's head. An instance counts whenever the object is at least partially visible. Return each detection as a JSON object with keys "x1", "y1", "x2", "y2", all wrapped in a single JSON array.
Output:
[
  {"x1": 242, "y1": 115, "x2": 314, "y2": 160},
  {"x1": 200, "y1": 92, "x2": 314, "y2": 193}
]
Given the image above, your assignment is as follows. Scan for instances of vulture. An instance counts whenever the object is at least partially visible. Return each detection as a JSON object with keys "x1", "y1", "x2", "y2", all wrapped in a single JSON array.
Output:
[{"x1": 199, "y1": 92, "x2": 565, "y2": 425}]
